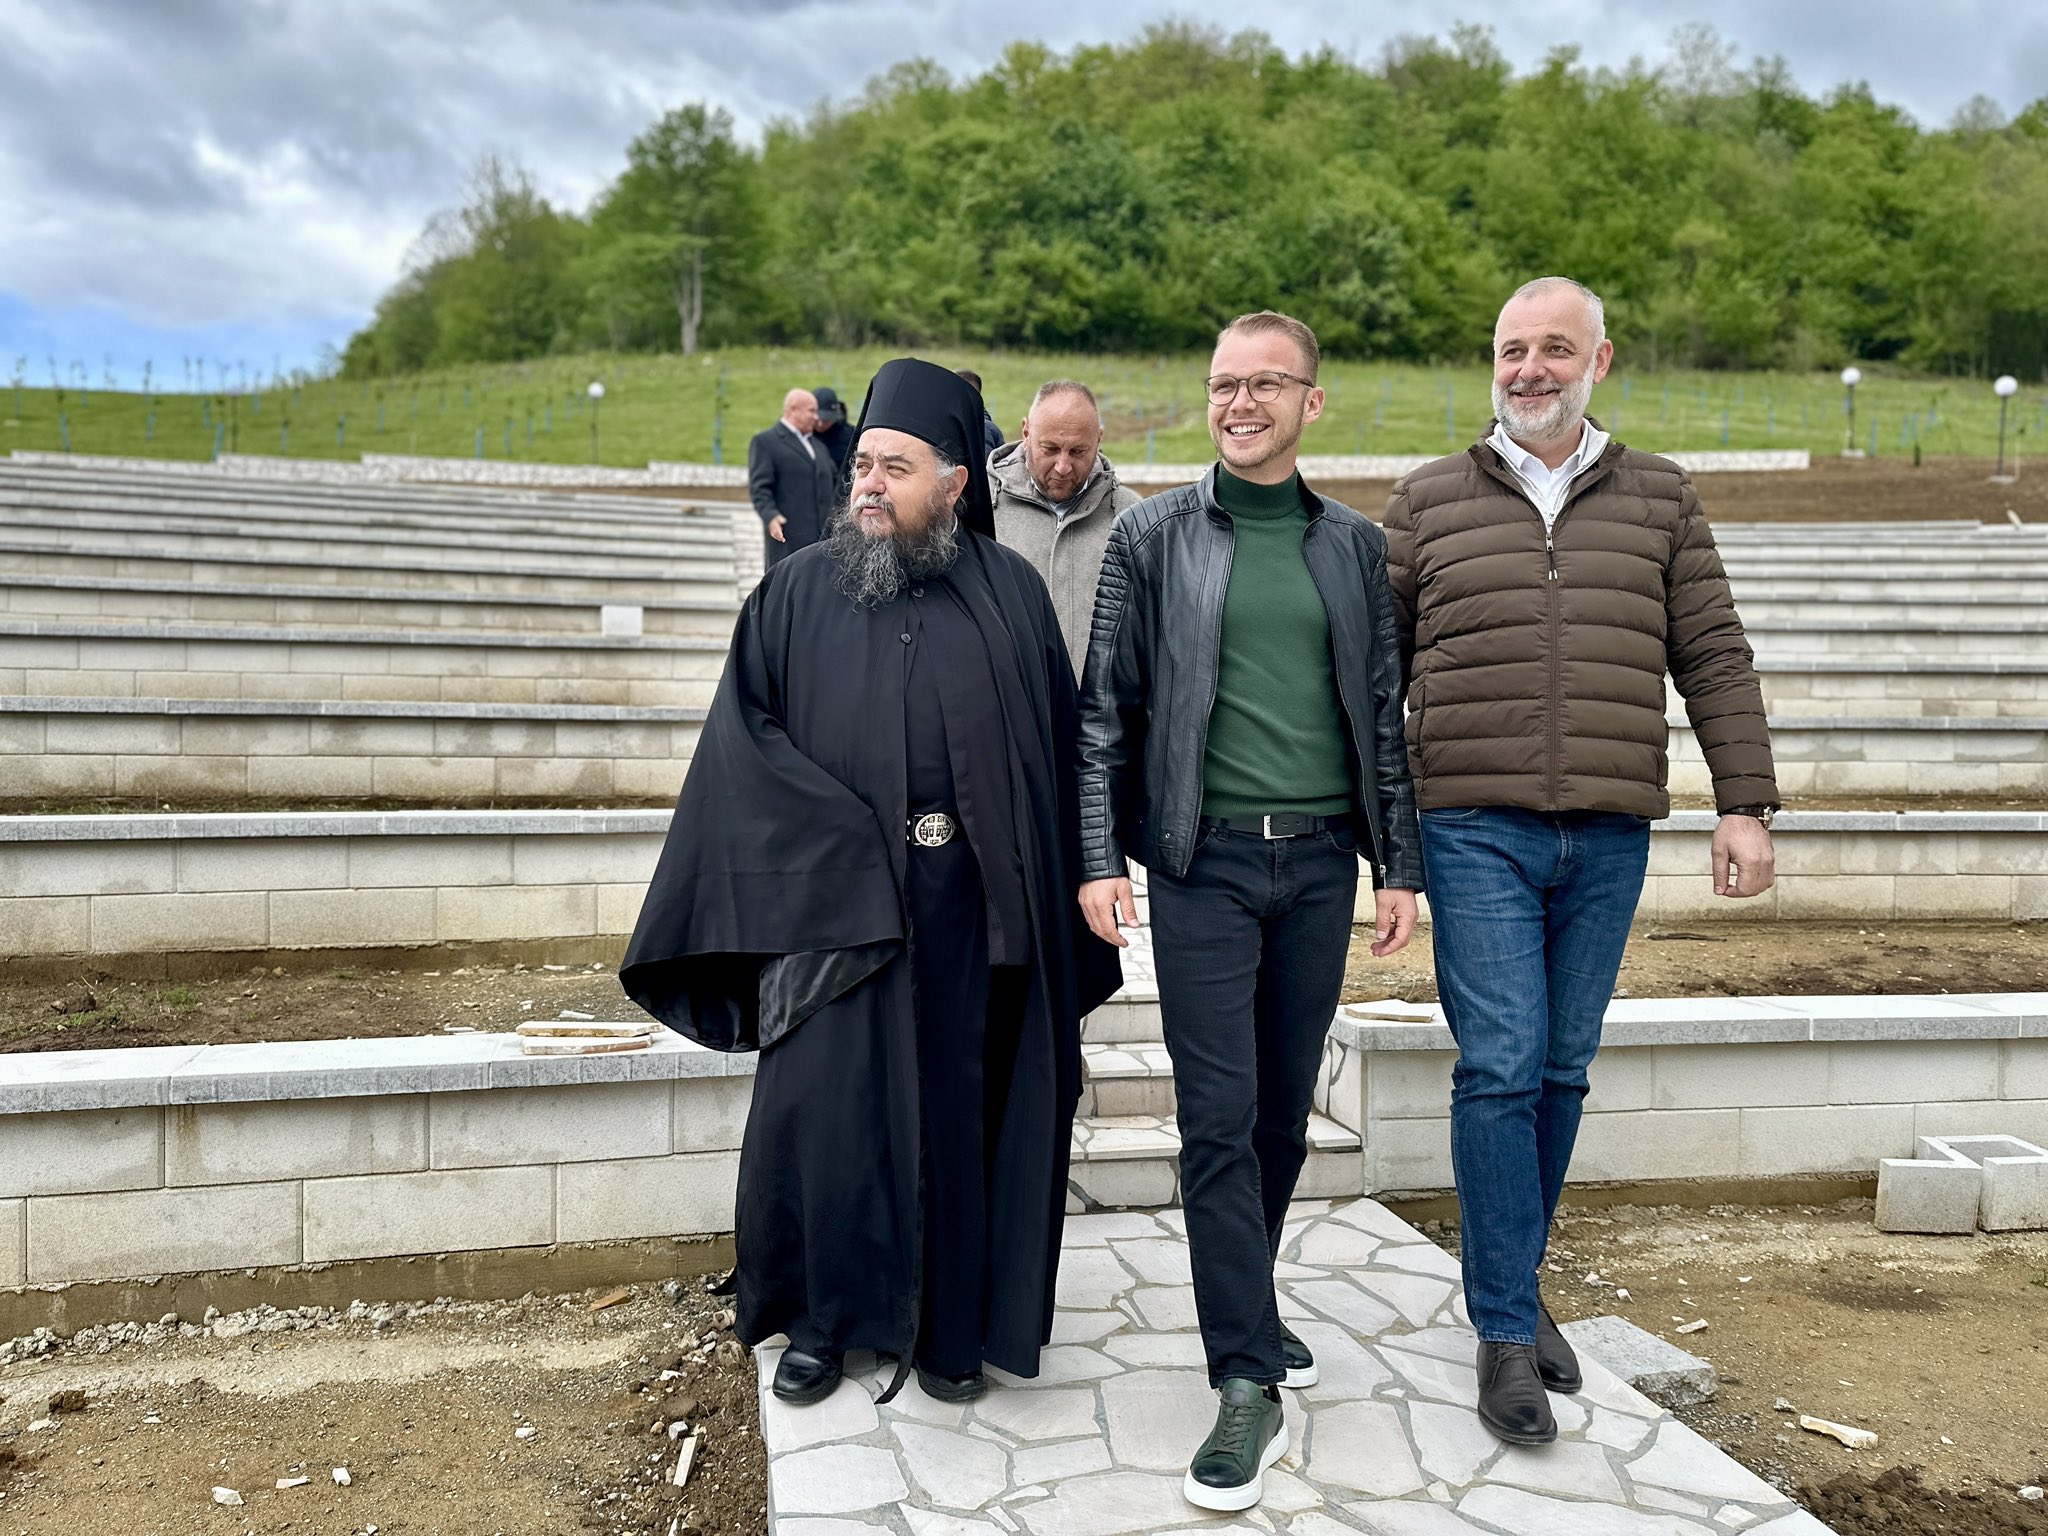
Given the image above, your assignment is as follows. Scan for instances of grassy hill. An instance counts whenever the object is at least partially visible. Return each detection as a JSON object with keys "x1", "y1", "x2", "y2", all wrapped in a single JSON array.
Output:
[{"x1": 3, "y1": 350, "x2": 2040, "y2": 470}]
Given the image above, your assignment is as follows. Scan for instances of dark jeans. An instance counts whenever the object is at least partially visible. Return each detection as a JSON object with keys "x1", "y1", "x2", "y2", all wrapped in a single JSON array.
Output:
[
  {"x1": 1420, "y1": 808, "x2": 1650, "y2": 1345},
  {"x1": 1149, "y1": 822, "x2": 1360, "y2": 1385}
]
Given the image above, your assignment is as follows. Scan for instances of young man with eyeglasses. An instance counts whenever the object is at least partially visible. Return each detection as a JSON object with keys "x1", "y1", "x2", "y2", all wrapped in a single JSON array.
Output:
[{"x1": 1077, "y1": 310, "x2": 1424, "y2": 1513}]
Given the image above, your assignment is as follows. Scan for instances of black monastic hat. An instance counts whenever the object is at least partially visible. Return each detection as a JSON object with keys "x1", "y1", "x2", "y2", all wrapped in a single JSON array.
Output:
[{"x1": 852, "y1": 358, "x2": 994, "y2": 539}]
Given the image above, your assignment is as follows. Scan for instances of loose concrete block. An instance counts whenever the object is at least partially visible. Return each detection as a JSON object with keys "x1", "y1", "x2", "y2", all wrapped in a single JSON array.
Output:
[
  {"x1": 269, "y1": 887, "x2": 439, "y2": 949},
  {"x1": 166, "y1": 1095, "x2": 429, "y2": 1185},
  {"x1": 346, "y1": 834, "x2": 513, "y2": 890},
  {"x1": 1558, "y1": 1315, "x2": 1716, "y2": 1408},
  {"x1": 27, "y1": 1181, "x2": 301, "y2": 1282},
  {"x1": 557, "y1": 1150, "x2": 740, "y2": 1242},
  {"x1": 430, "y1": 1080, "x2": 669, "y2": 1169},
  {"x1": 674, "y1": 1075, "x2": 752, "y2": 1154},
  {"x1": 0, "y1": 842, "x2": 176, "y2": 900},
  {"x1": 1980, "y1": 1147, "x2": 2048, "y2": 1232},
  {"x1": 0, "y1": 1198, "x2": 21, "y2": 1288},
  {"x1": 1830, "y1": 1040, "x2": 2001, "y2": 1105},
  {"x1": 175, "y1": 838, "x2": 348, "y2": 894},
  {"x1": 1738, "y1": 1103, "x2": 1917, "y2": 1177},
  {"x1": 1569, "y1": 1109, "x2": 1742, "y2": 1183},
  {"x1": 435, "y1": 883, "x2": 596, "y2": 942},
  {"x1": 91, "y1": 891, "x2": 269, "y2": 954},
  {"x1": 1876, "y1": 1138, "x2": 1984, "y2": 1234},
  {"x1": 1362, "y1": 1050, "x2": 1456, "y2": 1120},
  {"x1": 1651, "y1": 1043, "x2": 1830, "y2": 1110},
  {"x1": 303, "y1": 1165, "x2": 553, "y2": 1261},
  {"x1": 0, "y1": 1106, "x2": 163, "y2": 1197}
]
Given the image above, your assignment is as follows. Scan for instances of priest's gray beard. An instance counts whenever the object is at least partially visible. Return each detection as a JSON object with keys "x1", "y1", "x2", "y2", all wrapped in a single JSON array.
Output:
[{"x1": 825, "y1": 491, "x2": 962, "y2": 607}]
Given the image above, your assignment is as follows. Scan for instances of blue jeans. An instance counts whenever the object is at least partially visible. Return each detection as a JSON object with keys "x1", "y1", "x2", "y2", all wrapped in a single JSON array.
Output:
[
  {"x1": 1419, "y1": 808, "x2": 1649, "y2": 1345},
  {"x1": 1149, "y1": 822, "x2": 1360, "y2": 1385}
]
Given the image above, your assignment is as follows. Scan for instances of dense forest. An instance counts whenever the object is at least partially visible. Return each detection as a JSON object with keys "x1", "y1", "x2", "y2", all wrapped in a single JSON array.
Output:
[{"x1": 340, "y1": 24, "x2": 2048, "y2": 380}]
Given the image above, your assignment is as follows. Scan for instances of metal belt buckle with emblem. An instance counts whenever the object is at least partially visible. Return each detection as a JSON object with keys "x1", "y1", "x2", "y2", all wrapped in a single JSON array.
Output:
[{"x1": 910, "y1": 812, "x2": 957, "y2": 848}]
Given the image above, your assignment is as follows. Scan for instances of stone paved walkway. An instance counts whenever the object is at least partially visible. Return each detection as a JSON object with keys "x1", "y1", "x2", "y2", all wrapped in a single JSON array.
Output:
[{"x1": 754, "y1": 1196, "x2": 1836, "y2": 1535}]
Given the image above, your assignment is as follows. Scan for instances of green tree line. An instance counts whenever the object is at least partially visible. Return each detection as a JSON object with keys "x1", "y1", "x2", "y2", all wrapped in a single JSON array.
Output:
[{"x1": 341, "y1": 23, "x2": 2048, "y2": 381}]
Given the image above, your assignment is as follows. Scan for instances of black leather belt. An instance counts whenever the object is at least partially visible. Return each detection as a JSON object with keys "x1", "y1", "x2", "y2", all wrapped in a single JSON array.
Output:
[
  {"x1": 1199, "y1": 813, "x2": 1348, "y2": 841},
  {"x1": 907, "y1": 811, "x2": 958, "y2": 847}
]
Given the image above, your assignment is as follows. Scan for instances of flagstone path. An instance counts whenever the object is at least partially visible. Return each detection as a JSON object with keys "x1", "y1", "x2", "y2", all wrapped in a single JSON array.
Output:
[{"x1": 754, "y1": 1195, "x2": 1837, "y2": 1534}]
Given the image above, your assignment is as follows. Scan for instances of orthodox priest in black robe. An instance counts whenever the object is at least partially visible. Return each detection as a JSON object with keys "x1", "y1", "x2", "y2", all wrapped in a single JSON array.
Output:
[{"x1": 622, "y1": 358, "x2": 1122, "y2": 1407}]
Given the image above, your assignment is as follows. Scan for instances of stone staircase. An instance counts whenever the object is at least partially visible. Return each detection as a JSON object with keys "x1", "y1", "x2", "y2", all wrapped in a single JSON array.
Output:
[{"x1": 1067, "y1": 934, "x2": 1366, "y2": 1211}]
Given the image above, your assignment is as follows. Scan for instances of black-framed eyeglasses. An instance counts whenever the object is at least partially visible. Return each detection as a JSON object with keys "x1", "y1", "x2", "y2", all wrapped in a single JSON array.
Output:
[{"x1": 1204, "y1": 370, "x2": 1316, "y2": 406}]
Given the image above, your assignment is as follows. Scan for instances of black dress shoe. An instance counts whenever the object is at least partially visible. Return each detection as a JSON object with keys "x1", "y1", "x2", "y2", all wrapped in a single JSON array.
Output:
[
  {"x1": 772, "y1": 1345, "x2": 844, "y2": 1405},
  {"x1": 1475, "y1": 1341, "x2": 1557, "y2": 1445},
  {"x1": 1278, "y1": 1321, "x2": 1317, "y2": 1389},
  {"x1": 915, "y1": 1364, "x2": 988, "y2": 1403},
  {"x1": 1534, "y1": 1299, "x2": 1582, "y2": 1394}
]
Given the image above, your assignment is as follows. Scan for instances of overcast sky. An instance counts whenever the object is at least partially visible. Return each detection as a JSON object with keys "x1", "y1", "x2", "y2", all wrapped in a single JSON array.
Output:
[{"x1": 3, "y1": 0, "x2": 2041, "y2": 387}]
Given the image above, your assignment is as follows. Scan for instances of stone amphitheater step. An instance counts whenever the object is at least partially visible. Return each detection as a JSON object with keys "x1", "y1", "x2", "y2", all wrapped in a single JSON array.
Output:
[
  {"x1": 1733, "y1": 575, "x2": 2048, "y2": 601},
  {"x1": 0, "y1": 514, "x2": 733, "y2": 583},
  {"x1": 0, "y1": 540, "x2": 733, "y2": 602},
  {"x1": 0, "y1": 483, "x2": 735, "y2": 550},
  {"x1": 0, "y1": 573, "x2": 738, "y2": 636},
  {"x1": 1670, "y1": 714, "x2": 2048, "y2": 799},
  {"x1": 1740, "y1": 596, "x2": 2048, "y2": 626},
  {"x1": 0, "y1": 621, "x2": 727, "y2": 708},
  {"x1": 0, "y1": 696, "x2": 703, "y2": 802},
  {"x1": 1747, "y1": 620, "x2": 2048, "y2": 658},
  {"x1": 1069, "y1": 1106, "x2": 1364, "y2": 1209},
  {"x1": 1681, "y1": 658, "x2": 2048, "y2": 719}
]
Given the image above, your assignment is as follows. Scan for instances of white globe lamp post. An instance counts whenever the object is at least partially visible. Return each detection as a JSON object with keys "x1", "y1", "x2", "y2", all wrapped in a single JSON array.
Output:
[
  {"x1": 1840, "y1": 366, "x2": 1863, "y2": 459},
  {"x1": 1993, "y1": 374, "x2": 2019, "y2": 482},
  {"x1": 587, "y1": 380, "x2": 606, "y2": 465}
]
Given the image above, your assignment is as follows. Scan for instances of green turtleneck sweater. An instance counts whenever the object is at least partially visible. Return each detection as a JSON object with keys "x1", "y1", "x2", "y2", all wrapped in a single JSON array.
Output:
[{"x1": 1200, "y1": 467, "x2": 1353, "y2": 822}]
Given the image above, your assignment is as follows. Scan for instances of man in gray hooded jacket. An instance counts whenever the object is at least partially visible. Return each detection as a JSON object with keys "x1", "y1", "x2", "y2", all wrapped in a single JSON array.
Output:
[{"x1": 991, "y1": 380, "x2": 1139, "y2": 674}]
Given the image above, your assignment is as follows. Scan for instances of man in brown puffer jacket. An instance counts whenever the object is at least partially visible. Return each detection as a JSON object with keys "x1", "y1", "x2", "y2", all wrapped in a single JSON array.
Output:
[{"x1": 1383, "y1": 276, "x2": 1780, "y2": 1447}]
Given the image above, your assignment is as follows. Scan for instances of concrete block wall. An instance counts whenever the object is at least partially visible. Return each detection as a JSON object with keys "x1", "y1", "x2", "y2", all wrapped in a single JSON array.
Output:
[
  {"x1": 0, "y1": 700, "x2": 702, "y2": 803},
  {"x1": 0, "y1": 574, "x2": 738, "y2": 639},
  {"x1": 1691, "y1": 663, "x2": 2048, "y2": 721},
  {"x1": 0, "y1": 1036, "x2": 751, "y2": 1286},
  {"x1": 1328, "y1": 994, "x2": 2048, "y2": 1195},
  {"x1": 1668, "y1": 717, "x2": 2048, "y2": 799},
  {"x1": 0, "y1": 811, "x2": 672, "y2": 957},
  {"x1": 0, "y1": 626, "x2": 726, "y2": 708}
]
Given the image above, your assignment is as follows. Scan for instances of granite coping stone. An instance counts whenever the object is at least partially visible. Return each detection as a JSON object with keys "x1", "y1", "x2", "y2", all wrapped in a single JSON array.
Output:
[
  {"x1": 0, "y1": 617, "x2": 728, "y2": 652},
  {"x1": 0, "y1": 694, "x2": 707, "y2": 724},
  {"x1": 6, "y1": 807, "x2": 2041, "y2": 844},
  {"x1": 0, "y1": 1030, "x2": 752, "y2": 1113},
  {"x1": 0, "y1": 808, "x2": 676, "y2": 841},
  {"x1": 0, "y1": 570, "x2": 737, "y2": 614},
  {"x1": 1333, "y1": 991, "x2": 2048, "y2": 1052}
]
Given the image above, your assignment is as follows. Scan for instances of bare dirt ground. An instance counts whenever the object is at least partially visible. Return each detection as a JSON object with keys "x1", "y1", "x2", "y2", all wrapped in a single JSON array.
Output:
[
  {"x1": 1418, "y1": 1199, "x2": 2048, "y2": 1536},
  {"x1": 4, "y1": 921, "x2": 2042, "y2": 1053},
  {"x1": 0, "y1": 1278, "x2": 763, "y2": 1536}
]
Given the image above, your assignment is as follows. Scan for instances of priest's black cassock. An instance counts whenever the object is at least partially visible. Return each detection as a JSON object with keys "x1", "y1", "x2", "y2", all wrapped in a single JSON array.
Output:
[{"x1": 621, "y1": 360, "x2": 1121, "y2": 1381}]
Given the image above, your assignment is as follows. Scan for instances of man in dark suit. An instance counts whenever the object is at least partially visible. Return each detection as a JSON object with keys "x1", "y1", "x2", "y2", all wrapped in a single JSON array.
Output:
[{"x1": 749, "y1": 388, "x2": 836, "y2": 566}]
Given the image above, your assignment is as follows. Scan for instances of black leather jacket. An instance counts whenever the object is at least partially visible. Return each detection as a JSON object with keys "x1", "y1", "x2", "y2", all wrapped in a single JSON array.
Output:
[{"x1": 1077, "y1": 467, "x2": 1425, "y2": 890}]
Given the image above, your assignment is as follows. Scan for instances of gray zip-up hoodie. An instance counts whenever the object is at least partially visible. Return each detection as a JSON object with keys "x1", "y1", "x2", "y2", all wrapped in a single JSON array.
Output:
[{"x1": 989, "y1": 441, "x2": 1139, "y2": 676}]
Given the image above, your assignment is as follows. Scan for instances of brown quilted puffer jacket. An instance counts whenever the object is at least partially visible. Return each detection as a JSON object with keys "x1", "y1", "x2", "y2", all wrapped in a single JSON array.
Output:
[{"x1": 1382, "y1": 435, "x2": 1778, "y2": 818}]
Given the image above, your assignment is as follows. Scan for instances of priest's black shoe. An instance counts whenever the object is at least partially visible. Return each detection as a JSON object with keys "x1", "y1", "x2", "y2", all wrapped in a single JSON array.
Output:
[
  {"x1": 771, "y1": 1346, "x2": 844, "y2": 1406},
  {"x1": 1475, "y1": 1341, "x2": 1557, "y2": 1445},
  {"x1": 915, "y1": 1364, "x2": 988, "y2": 1403},
  {"x1": 1534, "y1": 1299, "x2": 1582, "y2": 1394}
]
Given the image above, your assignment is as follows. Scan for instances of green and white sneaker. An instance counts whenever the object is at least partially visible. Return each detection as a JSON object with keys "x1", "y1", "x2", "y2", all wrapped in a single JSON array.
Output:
[
  {"x1": 1183, "y1": 1377, "x2": 1289, "y2": 1512},
  {"x1": 1279, "y1": 1320, "x2": 1318, "y2": 1388}
]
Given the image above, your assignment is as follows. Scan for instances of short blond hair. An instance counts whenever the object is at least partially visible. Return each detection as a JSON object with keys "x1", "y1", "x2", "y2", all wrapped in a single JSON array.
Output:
[{"x1": 1217, "y1": 310, "x2": 1319, "y2": 381}]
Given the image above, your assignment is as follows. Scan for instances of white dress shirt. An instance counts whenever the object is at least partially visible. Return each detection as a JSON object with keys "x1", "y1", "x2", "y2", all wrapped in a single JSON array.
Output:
[
  {"x1": 1487, "y1": 418, "x2": 1609, "y2": 529},
  {"x1": 781, "y1": 418, "x2": 816, "y2": 459}
]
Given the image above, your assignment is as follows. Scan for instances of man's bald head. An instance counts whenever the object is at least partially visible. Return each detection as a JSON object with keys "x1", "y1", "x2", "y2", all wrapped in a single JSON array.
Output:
[
  {"x1": 782, "y1": 389, "x2": 820, "y2": 434},
  {"x1": 1020, "y1": 381, "x2": 1103, "y2": 505}
]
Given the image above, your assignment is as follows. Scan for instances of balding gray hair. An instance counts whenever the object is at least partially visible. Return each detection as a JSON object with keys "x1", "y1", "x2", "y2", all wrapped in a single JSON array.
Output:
[
  {"x1": 1030, "y1": 379, "x2": 1099, "y2": 415},
  {"x1": 1507, "y1": 276, "x2": 1606, "y2": 346}
]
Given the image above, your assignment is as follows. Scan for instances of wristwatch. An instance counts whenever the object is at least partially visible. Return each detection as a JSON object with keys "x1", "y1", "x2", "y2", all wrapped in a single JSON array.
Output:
[{"x1": 1723, "y1": 804, "x2": 1778, "y2": 828}]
